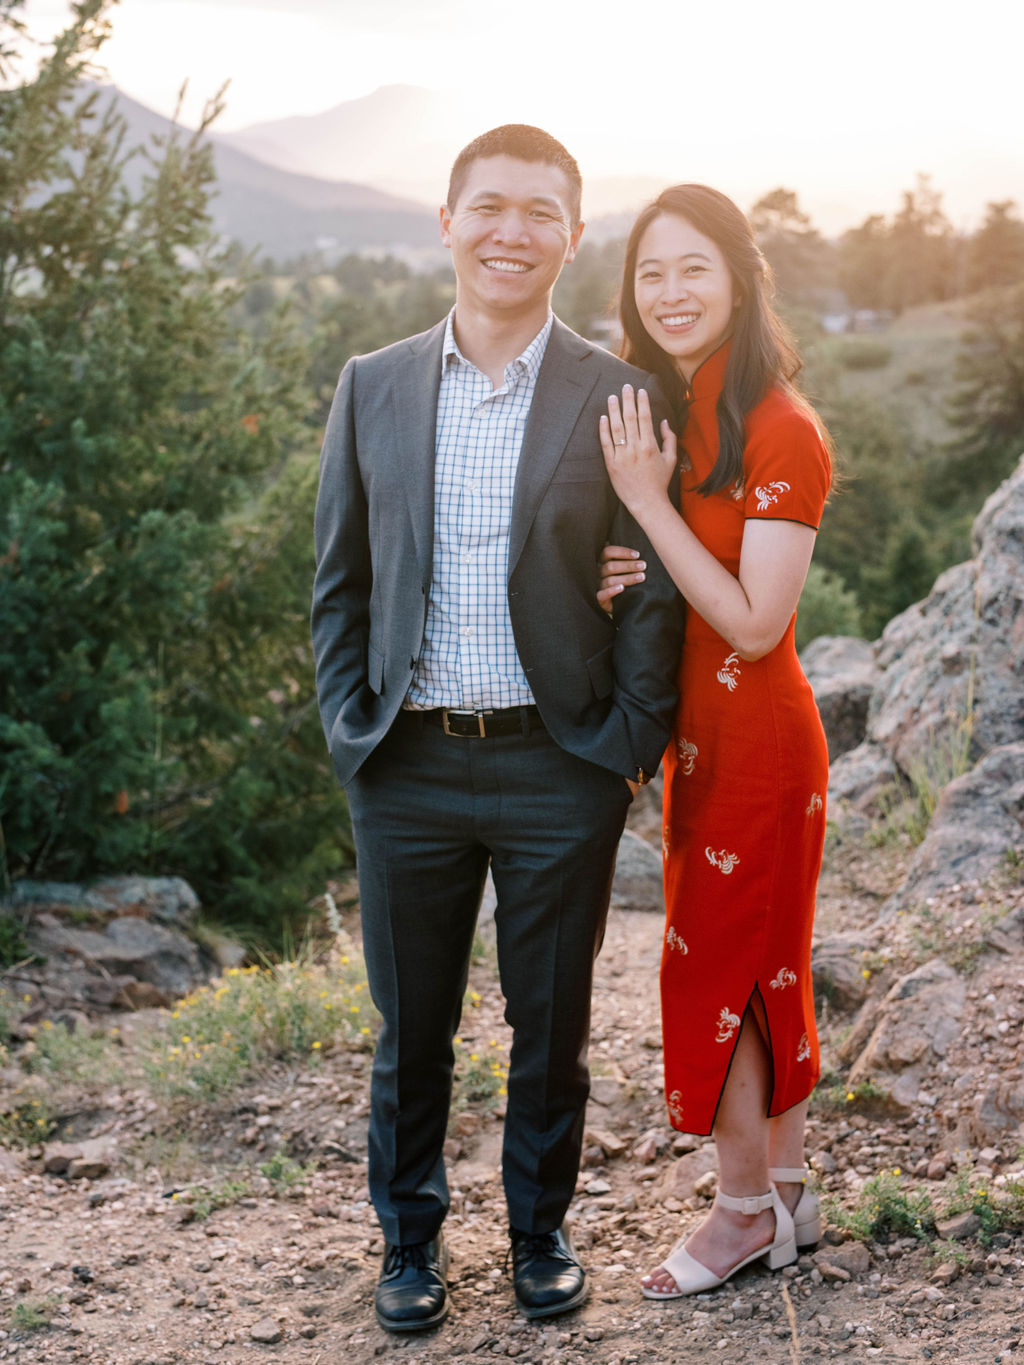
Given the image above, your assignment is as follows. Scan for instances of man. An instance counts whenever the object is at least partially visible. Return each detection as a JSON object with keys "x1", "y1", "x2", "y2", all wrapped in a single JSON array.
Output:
[{"x1": 312, "y1": 125, "x2": 683, "y2": 1333}]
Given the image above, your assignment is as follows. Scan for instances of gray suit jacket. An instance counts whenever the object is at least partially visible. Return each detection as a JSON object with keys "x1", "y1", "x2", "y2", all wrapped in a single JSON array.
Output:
[{"x1": 311, "y1": 316, "x2": 684, "y2": 786}]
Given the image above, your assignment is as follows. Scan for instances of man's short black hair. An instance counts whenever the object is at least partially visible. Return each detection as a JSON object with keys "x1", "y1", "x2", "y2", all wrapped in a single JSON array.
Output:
[{"x1": 446, "y1": 124, "x2": 582, "y2": 226}]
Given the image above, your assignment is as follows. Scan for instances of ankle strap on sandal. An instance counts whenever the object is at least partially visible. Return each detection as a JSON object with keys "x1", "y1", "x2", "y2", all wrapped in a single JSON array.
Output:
[
  {"x1": 715, "y1": 1189, "x2": 775, "y2": 1215},
  {"x1": 769, "y1": 1167, "x2": 808, "y2": 1184}
]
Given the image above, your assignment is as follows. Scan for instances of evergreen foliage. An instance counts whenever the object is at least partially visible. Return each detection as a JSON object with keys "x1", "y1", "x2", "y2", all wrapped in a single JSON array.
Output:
[
  {"x1": 966, "y1": 201, "x2": 1024, "y2": 293},
  {"x1": 748, "y1": 188, "x2": 834, "y2": 304},
  {"x1": 0, "y1": 0, "x2": 350, "y2": 935},
  {"x1": 943, "y1": 283, "x2": 1024, "y2": 503},
  {"x1": 794, "y1": 563, "x2": 862, "y2": 652},
  {"x1": 839, "y1": 177, "x2": 957, "y2": 315},
  {"x1": 810, "y1": 393, "x2": 943, "y2": 641}
]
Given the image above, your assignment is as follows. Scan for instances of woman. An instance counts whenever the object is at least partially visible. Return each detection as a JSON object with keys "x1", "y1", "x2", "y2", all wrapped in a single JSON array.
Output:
[{"x1": 597, "y1": 185, "x2": 831, "y2": 1298}]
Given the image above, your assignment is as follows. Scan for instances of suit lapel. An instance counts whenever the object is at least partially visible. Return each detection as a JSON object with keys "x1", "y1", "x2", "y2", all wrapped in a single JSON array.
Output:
[
  {"x1": 508, "y1": 320, "x2": 597, "y2": 574},
  {"x1": 392, "y1": 321, "x2": 445, "y2": 579}
]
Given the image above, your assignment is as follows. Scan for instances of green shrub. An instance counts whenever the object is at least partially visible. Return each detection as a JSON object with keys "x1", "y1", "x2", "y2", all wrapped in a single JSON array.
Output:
[
  {"x1": 828, "y1": 1169, "x2": 935, "y2": 1241},
  {"x1": 0, "y1": 908, "x2": 28, "y2": 968},
  {"x1": 796, "y1": 563, "x2": 863, "y2": 651},
  {"x1": 142, "y1": 940, "x2": 377, "y2": 1101},
  {"x1": 837, "y1": 339, "x2": 893, "y2": 370}
]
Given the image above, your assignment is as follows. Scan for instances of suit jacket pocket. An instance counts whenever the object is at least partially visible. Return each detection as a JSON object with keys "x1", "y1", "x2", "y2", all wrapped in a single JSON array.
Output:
[
  {"x1": 368, "y1": 641, "x2": 385, "y2": 695},
  {"x1": 585, "y1": 642, "x2": 614, "y2": 699}
]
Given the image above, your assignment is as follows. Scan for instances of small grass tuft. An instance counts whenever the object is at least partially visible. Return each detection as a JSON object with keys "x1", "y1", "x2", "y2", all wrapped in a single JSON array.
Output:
[
  {"x1": 180, "y1": 1177, "x2": 253, "y2": 1221},
  {"x1": 828, "y1": 1161, "x2": 1024, "y2": 1249},
  {"x1": 451, "y1": 1020, "x2": 509, "y2": 1117},
  {"x1": 0, "y1": 1088, "x2": 55, "y2": 1147},
  {"x1": 828, "y1": 1169, "x2": 936, "y2": 1242},
  {"x1": 10, "y1": 1294, "x2": 61, "y2": 1332},
  {"x1": 259, "y1": 1149, "x2": 311, "y2": 1189}
]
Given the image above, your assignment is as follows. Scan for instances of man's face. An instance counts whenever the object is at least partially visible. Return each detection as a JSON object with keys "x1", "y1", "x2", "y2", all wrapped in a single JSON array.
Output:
[{"x1": 440, "y1": 155, "x2": 583, "y2": 324}]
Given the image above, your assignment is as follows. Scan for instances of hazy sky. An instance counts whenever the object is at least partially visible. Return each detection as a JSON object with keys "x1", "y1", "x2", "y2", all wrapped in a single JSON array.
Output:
[{"x1": 16, "y1": 0, "x2": 1024, "y2": 232}]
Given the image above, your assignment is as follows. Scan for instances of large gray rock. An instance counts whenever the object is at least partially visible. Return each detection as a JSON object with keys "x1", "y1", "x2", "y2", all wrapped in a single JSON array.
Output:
[
  {"x1": 845, "y1": 958, "x2": 966, "y2": 1107},
  {"x1": 29, "y1": 915, "x2": 206, "y2": 999},
  {"x1": 867, "y1": 454, "x2": 1024, "y2": 778},
  {"x1": 882, "y1": 742, "x2": 1024, "y2": 916},
  {"x1": 801, "y1": 635, "x2": 878, "y2": 761},
  {"x1": 973, "y1": 1077, "x2": 1024, "y2": 1142},
  {"x1": 11, "y1": 876, "x2": 200, "y2": 927},
  {"x1": 611, "y1": 829, "x2": 664, "y2": 913},
  {"x1": 827, "y1": 740, "x2": 899, "y2": 815},
  {"x1": 811, "y1": 928, "x2": 882, "y2": 1011}
]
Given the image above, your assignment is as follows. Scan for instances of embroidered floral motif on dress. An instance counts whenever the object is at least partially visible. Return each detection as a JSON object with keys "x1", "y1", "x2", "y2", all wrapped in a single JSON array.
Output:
[
  {"x1": 705, "y1": 847, "x2": 740, "y2": 874},
  {"x1": 796, "y1": 1033, "x2": 811, "y2": 1062},
  {"x1": 806, "y1": 792, "x2": 823, "y2": 816},
  {"x1": 754, "y1": 480, "x2": 792, "y2": 510},
  {"x1": 715, "y1": 1007, "x2": 741, "y2": 1043},
  {"x1": 770, "y1": 967, "x2": 797, "y2": 990},
  {"x1": 668, "y1": 1089, "x2": 685, "y2": 1123},
  {"x1": 716, "y1": 653, "x2": 741, "y2": 690},
  {"x1": 676, "y1": 736, "x2": 698, "y2": 774},
  {"x1": 665, "y1": 927, "x2": 688, "y2": 955}
]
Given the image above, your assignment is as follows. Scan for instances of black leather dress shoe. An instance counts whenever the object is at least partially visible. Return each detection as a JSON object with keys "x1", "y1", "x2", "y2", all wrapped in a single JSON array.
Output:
[
  {"x1": 374, "y1": 1233, "x2": 450, "y2": 1332},
  {"x1": 509, "y1": 1223, "x2": 588, "y2": 1319}
]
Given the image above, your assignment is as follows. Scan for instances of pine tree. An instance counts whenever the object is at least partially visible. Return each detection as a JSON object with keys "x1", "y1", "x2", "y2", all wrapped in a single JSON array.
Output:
[{"x1": 0, "y1": 0, "x2": 349, "y2": 934}]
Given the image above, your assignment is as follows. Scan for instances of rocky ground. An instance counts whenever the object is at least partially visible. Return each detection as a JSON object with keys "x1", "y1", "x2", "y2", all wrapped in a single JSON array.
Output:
[{"x1": 1, "y1": 816, "x2": 1023, "y2": 1365}]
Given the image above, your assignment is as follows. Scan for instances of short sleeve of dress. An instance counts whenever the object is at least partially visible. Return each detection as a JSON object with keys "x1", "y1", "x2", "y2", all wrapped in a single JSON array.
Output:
[{"x1": 741, "y1": 394, "x2": 831, "y2": 530}]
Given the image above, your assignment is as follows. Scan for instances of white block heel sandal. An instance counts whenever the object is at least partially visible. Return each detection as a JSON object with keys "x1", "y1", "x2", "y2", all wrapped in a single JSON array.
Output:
[
  {"x1": 770, "y1": 1166, "x2": 822, "y2": 1248},
  {"x1": 641, "y1": 1186, "x2": 797, "y2": 1299}
]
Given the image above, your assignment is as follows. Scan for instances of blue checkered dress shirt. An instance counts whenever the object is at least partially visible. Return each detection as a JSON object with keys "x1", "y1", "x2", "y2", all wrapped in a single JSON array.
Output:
[{"x1": 405, "y1": 309, "x2": 553, "y2": 711}]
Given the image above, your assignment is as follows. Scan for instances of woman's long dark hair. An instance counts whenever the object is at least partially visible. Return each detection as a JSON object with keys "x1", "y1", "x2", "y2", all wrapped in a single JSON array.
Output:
[{"x1": 619, "y1": 184, "x2": 830, "y2": 496}]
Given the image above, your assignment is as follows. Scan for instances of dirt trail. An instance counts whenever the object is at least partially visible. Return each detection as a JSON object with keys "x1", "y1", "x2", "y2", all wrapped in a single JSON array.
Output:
[{"x1": 1, "y1": 834, "x2": 1022, "y2": 1365}]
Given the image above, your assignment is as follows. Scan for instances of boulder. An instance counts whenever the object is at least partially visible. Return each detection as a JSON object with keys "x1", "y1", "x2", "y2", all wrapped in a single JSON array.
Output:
[
  {"x1": 654, "y1": 1144, "x2": 719, "y2": 1202},
  {"x1": 800, "y1": 635, "x2": 878, "y2": 761},
  {"x1": 973, "y1": 1078, "x2": 1024, "y2": 1142},
  {"x1": 611, "y1": 829, "x2": 664, "y2": 914},
  {"x1": 827, "y1": 741, "x2": 899, "y2": 816},
  {"x1": 29, "y1": 915, "x2": 206, "y2": 999},
  {"x1": 881, "y1": 742, "x2": 1024, "y2": 916},
  {"x1": 811, "y1": 929, "x2": 882, "y2": 1011},
  {"x1": 845, "y1": 958, "x2": 966, "y2": 1107},
  {"x1": 866, "y1": 454, "x2": 1024, "y2": 779},
  {"x1": 10, "y1": 876, "x2": 200, "y2": 927}
]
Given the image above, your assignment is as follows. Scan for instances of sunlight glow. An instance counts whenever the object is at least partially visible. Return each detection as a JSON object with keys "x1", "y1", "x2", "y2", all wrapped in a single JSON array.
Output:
[{"x1": 17, "y1": 0, "x2": 1024, "y2": 233}]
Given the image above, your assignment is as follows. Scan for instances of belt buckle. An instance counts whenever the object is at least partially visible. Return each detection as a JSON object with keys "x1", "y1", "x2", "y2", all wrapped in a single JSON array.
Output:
[{"x1": 441, "y1": 708, "x2": 489, "y2": 737}]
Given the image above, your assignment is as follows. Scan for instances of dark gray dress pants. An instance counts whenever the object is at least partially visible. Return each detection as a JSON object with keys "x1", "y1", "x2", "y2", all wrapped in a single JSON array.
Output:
[{"x1": 344, "y1": 710, "x2": 631, "y2": 1246}]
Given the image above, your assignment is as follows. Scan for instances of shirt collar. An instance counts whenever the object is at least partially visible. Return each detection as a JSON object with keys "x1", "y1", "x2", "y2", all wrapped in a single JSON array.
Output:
[{"x1": 442, "y1": 308, "x2": 554, "y2": 384}]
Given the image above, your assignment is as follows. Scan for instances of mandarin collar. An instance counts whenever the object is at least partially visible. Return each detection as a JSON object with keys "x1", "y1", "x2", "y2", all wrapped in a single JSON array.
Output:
[{"x1": 686, "y1": 337, "x2": 733, "y2": 401}]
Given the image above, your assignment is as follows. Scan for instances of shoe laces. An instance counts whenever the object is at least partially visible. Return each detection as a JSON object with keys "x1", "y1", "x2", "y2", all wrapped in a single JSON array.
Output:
[
  {"x1": 506, "y1": 1229, "x2": 571, "y2": 1273},
  {"x1": 383, "y1": 1242, "x2": 431, "y2": 1275}
]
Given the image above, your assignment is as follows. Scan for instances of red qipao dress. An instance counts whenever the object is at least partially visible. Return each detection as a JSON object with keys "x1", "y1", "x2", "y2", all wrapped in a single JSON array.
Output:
[{"x1": 659, "y1": 341, "x2": 831, "y2": 1135}]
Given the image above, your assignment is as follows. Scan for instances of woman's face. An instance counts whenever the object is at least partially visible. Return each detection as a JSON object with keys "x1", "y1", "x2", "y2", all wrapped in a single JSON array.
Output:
[{"x1": 632, "y1": 213, "x2": 739, "y2": 382}]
